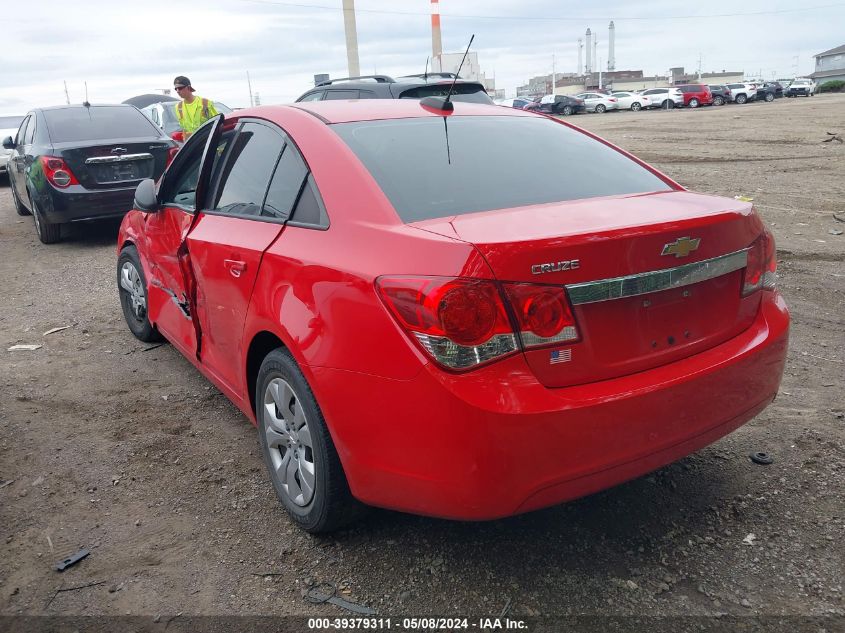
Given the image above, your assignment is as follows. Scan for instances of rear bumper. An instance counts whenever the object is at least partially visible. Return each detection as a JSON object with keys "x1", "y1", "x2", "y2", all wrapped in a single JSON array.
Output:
[
  {"x1": 313, "y1": 292, "x2": 789, "y2": 520},
  {"x1": 36, "y1": 184, "x2": 136, "y2": 223}
]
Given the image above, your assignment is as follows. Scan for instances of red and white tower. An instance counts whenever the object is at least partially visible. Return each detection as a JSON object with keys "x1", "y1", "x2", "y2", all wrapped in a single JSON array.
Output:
[{"x1": 431, "y1": 0, "x2": 443, "y2": 65}]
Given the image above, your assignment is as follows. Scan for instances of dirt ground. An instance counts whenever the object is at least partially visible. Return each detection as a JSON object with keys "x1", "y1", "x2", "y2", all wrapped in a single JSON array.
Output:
[{"x1": 1, "y1": 94, "x2": 843, "y2": 627}]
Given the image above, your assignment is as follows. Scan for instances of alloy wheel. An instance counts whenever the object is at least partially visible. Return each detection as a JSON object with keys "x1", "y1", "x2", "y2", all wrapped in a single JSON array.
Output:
[
  {"x1": 263, "y1": 378, "x2": 316, "y2": 507},
  {"x1": 119, "y1": 261, "x2": 147, "y2": 320}
]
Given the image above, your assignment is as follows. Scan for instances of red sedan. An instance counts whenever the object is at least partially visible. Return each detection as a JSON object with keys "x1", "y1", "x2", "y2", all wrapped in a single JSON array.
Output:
[{"x1": 117, "y1": 100, "x2": 788, "y2": 533}]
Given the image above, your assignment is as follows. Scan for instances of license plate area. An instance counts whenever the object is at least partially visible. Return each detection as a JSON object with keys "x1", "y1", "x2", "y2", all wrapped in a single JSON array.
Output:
[{"x1": 91, "y1": 159, "x2": 153, "y2": 184}]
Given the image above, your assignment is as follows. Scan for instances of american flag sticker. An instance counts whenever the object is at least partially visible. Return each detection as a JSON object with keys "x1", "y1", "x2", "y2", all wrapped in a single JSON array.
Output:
[{"x1": 550, "y1": 348, "x2": 572, "y2": 364}]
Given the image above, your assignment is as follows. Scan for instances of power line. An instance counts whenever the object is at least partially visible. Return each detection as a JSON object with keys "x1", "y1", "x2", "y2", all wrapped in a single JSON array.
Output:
[{"x1": 240, "y1": 0, "x2": 845, "y2": 22}]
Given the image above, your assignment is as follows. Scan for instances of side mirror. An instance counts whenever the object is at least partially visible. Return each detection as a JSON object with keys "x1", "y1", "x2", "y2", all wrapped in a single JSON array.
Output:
[
  {"x1": 134, "y1": 179, "x2": 159, "y2": 213},
  {"x1": 2, "y1": 136, "x2": 14, "y2": 150},
  {"x1": 170, "y1": 130, "x2": 185, "y2": 143}
]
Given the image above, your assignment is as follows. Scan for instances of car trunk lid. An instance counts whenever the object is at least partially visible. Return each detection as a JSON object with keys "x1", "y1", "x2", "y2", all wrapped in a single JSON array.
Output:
[
  {"x1": 57, "y1": 140, "x2": 171, "y2": 189},
  {"x1": 414, "y1": 190, "x2": 765, "y2": 387}
]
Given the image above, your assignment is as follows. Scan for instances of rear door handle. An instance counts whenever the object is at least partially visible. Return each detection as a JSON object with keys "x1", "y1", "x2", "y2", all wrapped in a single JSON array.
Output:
[{"x1": 224, "y1": 259, "x2": 247, "y2": 278}]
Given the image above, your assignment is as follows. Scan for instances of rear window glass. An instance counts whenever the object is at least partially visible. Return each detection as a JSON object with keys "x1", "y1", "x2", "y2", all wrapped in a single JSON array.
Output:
[
  {"x1": 398, "y1": 84, "x2": 493, "y2": 104},
  {"x1": 44, "y1": 106, "x2": 160, "y2": 143},
  {"x1": 332, "y1": 116, "x2": 672, "y2": 222}
]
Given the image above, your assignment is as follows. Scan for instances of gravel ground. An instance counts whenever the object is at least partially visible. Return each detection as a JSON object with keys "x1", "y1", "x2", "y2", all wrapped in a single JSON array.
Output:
[{"x1": 0, "y1": 94, "x2": 843, "y2": 628}]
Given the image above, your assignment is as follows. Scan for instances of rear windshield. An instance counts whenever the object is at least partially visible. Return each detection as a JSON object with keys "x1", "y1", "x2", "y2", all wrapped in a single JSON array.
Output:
[
  {"x1": 44, "y1": 106, "x2": 161, "y2": 143},
  {"x1": 332, "y1": 115, "x2": 672, "y2": 222},
  {"x1": 398, "y1": 84, "x2": 493, "y2": 104}
]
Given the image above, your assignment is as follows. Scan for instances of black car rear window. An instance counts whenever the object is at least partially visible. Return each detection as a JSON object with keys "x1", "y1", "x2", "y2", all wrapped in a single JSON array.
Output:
[
  {"x1": 398, "y1": 84, "x2": 493, "y2": 104},
  {"x1": 332, "y1": 115, "x2": 672, "y2": 222},
  {"x1": 43, "y1": 106, "x2": 160, "y2": 143}
]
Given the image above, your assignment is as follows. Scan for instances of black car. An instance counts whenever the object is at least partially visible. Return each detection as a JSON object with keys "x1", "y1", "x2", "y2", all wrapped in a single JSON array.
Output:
[
  {"x1": 707, "y1": 84, "x2": 731, "y2": 106},
  {"x1": 755, "y1": 82, "x2": 781, "y2": 102},
  {"x1": 2, "y1": 104, "x2": 178, "y2": 243},
  {"x1": 524, "y1": 94, "x2": 585, "y2": 116},
  {"x1": 295, "y1": 74, "x2": 494, "y2": 104}
]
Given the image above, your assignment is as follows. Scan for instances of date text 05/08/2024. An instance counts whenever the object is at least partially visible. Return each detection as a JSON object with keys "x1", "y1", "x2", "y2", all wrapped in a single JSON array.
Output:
[{"x1": 307, "y1": 617, "x2": 528, "y2": 630}]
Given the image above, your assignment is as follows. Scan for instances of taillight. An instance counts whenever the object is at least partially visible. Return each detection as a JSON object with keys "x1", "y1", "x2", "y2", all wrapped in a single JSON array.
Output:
[
  {"x1": 502, "y1": 283, "x2": 580, "y2": 348},
  {"x1": 376, "y1": 276, "x2": 517, "y2": 370},
  {"x1": 166, "y1": 146, "x2": 179, "y2": 167},
  {"x1": 742, "y1": 231, "x2": 777, "y2": 296},
  {"x1": 608, "y1": 98, "x2": 617, "y2": 102},
  {"x1": 40, "y1": 156, "x2": 79, "y2": 188}
]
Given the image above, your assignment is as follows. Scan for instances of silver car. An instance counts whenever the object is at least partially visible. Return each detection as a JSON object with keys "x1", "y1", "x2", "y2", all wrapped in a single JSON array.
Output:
[
  {"x1": 0, "y1": 115, "x2": 24, "y2": 175},
  {"x1": 574, "y1": 92, "x2": 619, "y2": 113}
]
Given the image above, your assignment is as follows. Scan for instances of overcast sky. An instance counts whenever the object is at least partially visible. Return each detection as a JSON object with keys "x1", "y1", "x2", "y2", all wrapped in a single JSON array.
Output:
[{"x1": 2, "y1": 0, "x2": 843, "y2": 115}]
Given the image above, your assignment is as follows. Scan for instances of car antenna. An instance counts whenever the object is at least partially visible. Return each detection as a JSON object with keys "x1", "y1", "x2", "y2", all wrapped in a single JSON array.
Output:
[
  {"x1": 424, "y1": 56, "x2": 429, "y2": 81},
  {"x1": 420, "y1": 34, "x2": 474, "y2": 113},
  {"x1": 442, "y1": 34, "x2": 475, "y2": 110}
]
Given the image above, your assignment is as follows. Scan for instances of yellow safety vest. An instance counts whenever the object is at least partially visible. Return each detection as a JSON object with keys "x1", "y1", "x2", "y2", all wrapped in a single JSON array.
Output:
[{"x1": 176, "y1": 98, "x2": 212, "y2": 136}]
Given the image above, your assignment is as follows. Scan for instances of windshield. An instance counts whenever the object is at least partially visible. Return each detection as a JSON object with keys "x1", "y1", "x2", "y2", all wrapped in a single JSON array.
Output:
[
  {"x1": 332, "y1": 115, "x2": 672, "y2": 222},
  {"x1": 44, "y1": 106, "x2": 161, "y2": 142}
]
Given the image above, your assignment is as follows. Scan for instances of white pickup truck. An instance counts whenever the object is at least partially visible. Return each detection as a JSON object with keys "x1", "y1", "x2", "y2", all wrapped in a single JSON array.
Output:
[{"x1": 786, "y1": 78, "x2": 816, "y2": 97}]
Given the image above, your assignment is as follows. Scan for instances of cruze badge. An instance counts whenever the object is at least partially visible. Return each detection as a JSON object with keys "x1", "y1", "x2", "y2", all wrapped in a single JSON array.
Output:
[
  {"x1": 661, "y1": 236, "x2": 701, "y2": 258},
  {"x1": 531, "y1": 259, "x2": 580, "y2": 275}
]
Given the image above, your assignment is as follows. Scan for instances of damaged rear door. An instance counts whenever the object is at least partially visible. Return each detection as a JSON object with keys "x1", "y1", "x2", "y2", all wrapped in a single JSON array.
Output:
[{"x1": 143, "y1": 115, "x2": 225, "y2": 357}]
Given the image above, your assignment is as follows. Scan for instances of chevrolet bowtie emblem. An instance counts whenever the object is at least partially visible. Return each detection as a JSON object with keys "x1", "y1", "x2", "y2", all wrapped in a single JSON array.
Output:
[{"x1": 661, "y1": 236, "x2": 701, "y2": 258}]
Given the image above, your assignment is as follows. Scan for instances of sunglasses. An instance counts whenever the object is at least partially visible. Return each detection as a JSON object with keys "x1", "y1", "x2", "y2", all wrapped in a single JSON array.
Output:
[{"x1": 174, "y1": 85, "x2": 188, "y2": 91}]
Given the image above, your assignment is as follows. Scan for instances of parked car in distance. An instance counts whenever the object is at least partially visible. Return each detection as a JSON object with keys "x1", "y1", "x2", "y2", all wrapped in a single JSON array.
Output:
[
  {"x1": 726, "y1": 83, "x2": 757, "y2": 104},
  {"x1": 2, "y1": 104, "x2": 178, "y2": 243},
  {"x1": 0, "y1": 115, "x2": 24, "y2": 176},
  {"x1": 523, "y1": 94, "x2": 585, "y2": 115},
  {"x1": 755, "y1": 82, "x2": 781, "y2": 102},
  {"x1": 117, "y1": 100, "x2": 788, "y2": 533},
  {"x1": 141, "y1": 100, "x2": 233, "y2": 141},
  {"x1": 707, "y1": 85, "x2": 731, "y2": 106},
  {"x1": 786, "y1": 78, "x2": 816, "y2": 97},
  {"x1": 639, "y1": 87, "x2": 684, "y2": 109},
  {"x1": 495, "y1": 97, "x2": 536, "y2": 109},
  {"x1": 675, "y1": 84, "x2": 713, "y2": 108},
  {"x1": 574, "y1": 92, "x2": 619, "y2": 113},
  {"x1": 295, "y1": 74, "x2": 494, "y2": 105},
  {"x1": 611, "y1": 91, "x2": 652, "y2": 111}
]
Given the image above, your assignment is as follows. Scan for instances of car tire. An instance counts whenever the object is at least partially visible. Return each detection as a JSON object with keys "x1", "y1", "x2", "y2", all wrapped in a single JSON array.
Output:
[
  {"x1": 595, "y1": 104, "x2": 607, "y2": 113},
  {"x1": 31, "y1": 198, "x2": 61, "y2": 244},
  {"x1": 662, "y1": 99, "x2": 674, "y2": 109},
  {"x1": 10, "y1": 180, "x2": 31, "y2": 216},
  {"x1": 257, "y1": 348, "x2": 364, "y2": 533},
  {"x1": 689, "y1": 98, "x2": 700, "y2": 108},
  {"x1": 765, "y1": 92, "x2": 775, "y2": 102},
  {"x1": 631, "y1": 102, "x2": 642, "y2": 111},
  {"x1": 562, "y1": 105, "x2": 573, "y2": 115},
  {"x1": 735, "y1": 94, "x2": 747, "y2": 104},
  {"x1": 713, "y1": 96, "x2": 724, "y2": 106},
  {"x1": 117, "y1": 245, "x2": 163, "y2": 343}
]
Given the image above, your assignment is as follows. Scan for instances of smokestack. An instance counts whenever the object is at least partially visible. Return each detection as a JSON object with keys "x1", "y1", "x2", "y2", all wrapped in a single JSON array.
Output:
[
  {"x1": 342, "y1": 0, "x2": 360, "y2": 77},
  {"x1": 431, "y1": 0, "x2": 442, "y2": 66},
  {"x1": 608, "y1": 21, "x2": 616, "y2": 72},
  {"x1": 578, "y1": 38, "x2": 583, "y2": 75},
  {"x1": 585, "y1": 28, "x2": 592, "y2": 74},
  {"x1": 593, "y1": 35, "x2": 597, "y2": 75}
]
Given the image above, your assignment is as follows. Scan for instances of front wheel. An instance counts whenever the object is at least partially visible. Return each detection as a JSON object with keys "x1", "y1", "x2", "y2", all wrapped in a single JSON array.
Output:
[
  {"x1": 117, "y1": 245, "x2": 163, "y2": 342},
  {"x1": 257, "y1": 348, "x2": 364, "y2": 533},
  {"x1": 689, "y1": 98, "x2": 700, "y2": 108},
  {"x1": 765, "y1": 92, "x2": 774, "y2": 102},
  {"x1": 562, "y1": 105, "x2": 573, "y2": 116},
  {"x1": 595, "y1": 104, "x2": 607, "y2": 113},
  {"x1": 735, "y1": 94, "x2": 748, "y2": 104},
  {"x1": 713, "y1": 96, "x2": 724, "y2": 106},
  {"x1": 631, "y1": 102, "x2": 642, "y2": 111}
]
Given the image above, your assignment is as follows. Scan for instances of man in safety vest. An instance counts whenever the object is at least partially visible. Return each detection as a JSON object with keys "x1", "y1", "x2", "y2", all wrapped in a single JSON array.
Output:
[{"x1": 173, "y1": 75, "x2": 219, "y2": 140}]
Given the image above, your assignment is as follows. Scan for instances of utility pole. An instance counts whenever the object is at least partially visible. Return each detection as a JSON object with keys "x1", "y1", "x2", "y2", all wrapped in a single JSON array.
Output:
[
  {"x1": 247, "y1": 71, "x2": 254, "y2": 107},
  {"x1": 343, "y1": 0, "x2": 361, "y2": 77},
  {"x1": 551, "y1": 53, "x2": 555, "y2": 95},
  {"x1": 63, "y1": 81, "x2": 70, "y2": 105},
  {"x1": 697, "y1": 53, "x2": 702, "y2": 80}
]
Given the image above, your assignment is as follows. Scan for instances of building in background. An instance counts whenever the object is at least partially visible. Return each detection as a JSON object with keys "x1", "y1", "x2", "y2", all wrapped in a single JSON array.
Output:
[
  {"x1": 810, "y1": 44, "x2": 845, "y2": 86},
  {"x1": 435, "y1": 51, "x2": 499, "y2": 95},
  {"x1": 669, "y1": 67, "x2": 744, "y2": 85}
]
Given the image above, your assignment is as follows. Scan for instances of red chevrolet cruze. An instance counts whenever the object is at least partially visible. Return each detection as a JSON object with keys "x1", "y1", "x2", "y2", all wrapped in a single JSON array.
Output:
[{"x1": 117, "y1": 100, "x2": 788, "y2": 532}]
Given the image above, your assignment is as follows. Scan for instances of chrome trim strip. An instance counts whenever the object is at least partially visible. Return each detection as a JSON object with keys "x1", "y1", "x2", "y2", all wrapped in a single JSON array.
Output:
[
  {"x1": 565, "y1": 250, "x2": 748, "y2": 306},
  {"x1": 85, "y1": 153, "x2": 154, "y2": 164}
]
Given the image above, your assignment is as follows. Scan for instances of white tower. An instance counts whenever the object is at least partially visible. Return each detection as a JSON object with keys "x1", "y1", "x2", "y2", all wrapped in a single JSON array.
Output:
[
  {"x1": 585, "y1": 28, "x2": 592, "y2": 74},
  {"x1": 608, "y1": 21, "x2": 616, "y2": 72},
  {"x1": 578, "y1": 38, "x2": 583, "y2": 75},
  {"x1": 342, "y1": 0, "x2": 360, "y2": 77}
]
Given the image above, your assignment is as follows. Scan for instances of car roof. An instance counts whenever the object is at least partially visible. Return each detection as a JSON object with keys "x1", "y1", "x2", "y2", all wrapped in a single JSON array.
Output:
[
  {"x1": 35, "y1": 103, "x2": 135, "y2": 112},
  {"x1": 287, "y1": 99, "x2": 531, "y2": 124}
]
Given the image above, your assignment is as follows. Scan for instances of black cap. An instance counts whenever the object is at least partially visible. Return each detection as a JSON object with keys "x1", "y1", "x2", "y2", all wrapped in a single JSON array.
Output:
[{"x1": 173, "y1": 76, "x2": 195, "y2": 92}]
